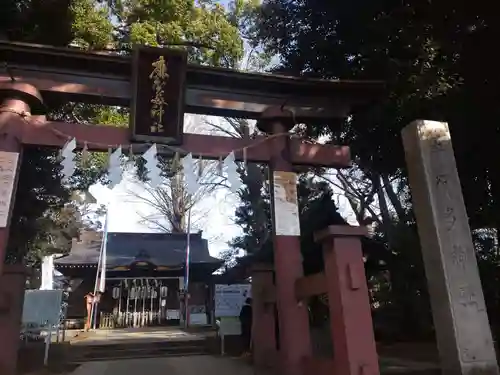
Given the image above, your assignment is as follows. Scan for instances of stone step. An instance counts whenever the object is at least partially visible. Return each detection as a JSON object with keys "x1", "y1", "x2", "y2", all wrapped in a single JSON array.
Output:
[
  {"x1": 74, "y1": 339, "x2": 207, "y2": 351},
  {"x1": 70, "y1": 340, "x2": 210, "y2": 363},
  {"x1": 72, "y1": 351, "x2": 210, "y2": 363}
]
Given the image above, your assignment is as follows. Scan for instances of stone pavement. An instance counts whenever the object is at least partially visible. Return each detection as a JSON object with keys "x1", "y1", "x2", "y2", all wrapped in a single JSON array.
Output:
[
  {"x1": 69, "y1": 327, "x2": 213, "y2": 346},
  {"x1": 69, "y1": 356, "x2": 267, "y2": 375}
]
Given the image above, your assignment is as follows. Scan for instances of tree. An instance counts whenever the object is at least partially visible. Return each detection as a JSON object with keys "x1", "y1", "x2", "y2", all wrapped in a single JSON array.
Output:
[
  {"x1": 248, "y1": 0, "x2": 500, "y2": 340},
  {"x1": 112, "y1": 0, "x2": 244, "y2": 66},
  {"x1": 229, "y1": 174, "x2": 346, "y2": 271},
  {"x1": 250, "y1": 0, "x2": 500, "y2": 230},
  {"x1": 1, "y1": 0, "x2": 251, "y2": 265},
  {"x1": 127, "y1": 157, "x2": 222, "y2": 233}
]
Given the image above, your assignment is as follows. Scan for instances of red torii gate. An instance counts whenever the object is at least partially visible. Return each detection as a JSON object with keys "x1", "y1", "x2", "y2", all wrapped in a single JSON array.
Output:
[{"x1": 0, "y1": 41, "x2": 383, "y2": 375}]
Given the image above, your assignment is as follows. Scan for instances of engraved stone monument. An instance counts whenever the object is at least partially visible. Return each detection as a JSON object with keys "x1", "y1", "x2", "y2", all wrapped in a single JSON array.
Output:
[{"x1": 402, "y1": 120, "x2": 499, "y2": 375}]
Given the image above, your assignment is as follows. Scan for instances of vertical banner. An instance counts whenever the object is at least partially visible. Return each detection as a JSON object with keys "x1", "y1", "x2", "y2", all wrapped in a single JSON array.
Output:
[
  {"x1": 0, "y1": 151, "x2": 19, "y2": 228},
  {"x1": 98, "y1": 212, "x2": 109, "y2": 293},
  {"x1": 272, "y1": 171, "x2": 300, "y2": 236},
  {"x1": 40, "y1": 255, "x2": 54, "y2": 290},
  {"x1": 184, "y1": 209, "x2": 192, "y2": 327}
]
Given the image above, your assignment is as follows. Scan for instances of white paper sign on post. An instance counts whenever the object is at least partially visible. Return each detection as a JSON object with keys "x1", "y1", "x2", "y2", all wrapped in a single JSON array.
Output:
[
  {"x1": 0, "y1": 151, "x2": 19, "y2": 228},
  {"x1": 272, "y1": 171, "x2": 300, "y2": 236}
]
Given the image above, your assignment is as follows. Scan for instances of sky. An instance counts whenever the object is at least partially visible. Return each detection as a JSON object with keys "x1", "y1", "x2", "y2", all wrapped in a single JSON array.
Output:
[
  {"x1": 89, "y1": 174, "x2": 241, "y2": 257},
  {"x1": 87, "y1": 113, "x2": 360, "y2": 259},
  {"x1": 88, "y1": 114, "x2": 244, "y2": 258}
]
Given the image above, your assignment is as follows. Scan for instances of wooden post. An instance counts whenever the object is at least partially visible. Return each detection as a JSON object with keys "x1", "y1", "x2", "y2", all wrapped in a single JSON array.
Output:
[
  {"x1": 402, "y1": 120, "x2": 499, "y2": 375},
  {"x1": 258, "y1": 107, "x2": 312, "y2": 375},
  {"x1": 251, "y1": 264, "x2": 277, "y2": 369},
  {"x1": 315, "y1": 225, "x2": 379, "y2": 375}
]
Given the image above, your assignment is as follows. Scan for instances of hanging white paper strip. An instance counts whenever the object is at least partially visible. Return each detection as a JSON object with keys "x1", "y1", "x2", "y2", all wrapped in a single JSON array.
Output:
[
  {"x1": 181, "y1": 153, "x2": 200, "y2": 195},
  {"x1": 223, "y1": 151, "x2": 243, "y2": 193},
  {"x1": 108, "y1": 146, "x2": 123, "y2": 189},
  {"x1": 142, "y1": 144, "x2": 162, "y2": 188},
  {"x1": 61, "y1": 138, "x2": 76, "y2": 183}
]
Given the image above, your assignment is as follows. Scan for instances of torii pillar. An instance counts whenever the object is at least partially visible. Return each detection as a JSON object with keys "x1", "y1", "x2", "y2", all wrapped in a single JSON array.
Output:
[
  {"x1": 402, "y1": 120, "x2": 499, "y2": 375},
  {"x1": 251, "y1": 263, "x2": 277, "y2": 369},
  {"x1": 0, "y1": 83, "x2": 43, "y2": 375},
  {"x1": 257, "y1": 107, "x2": 312, "y2": 375}
]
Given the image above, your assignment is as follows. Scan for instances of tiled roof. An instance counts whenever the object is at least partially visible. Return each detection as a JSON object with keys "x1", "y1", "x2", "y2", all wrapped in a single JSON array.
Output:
[{"x1": 54, "y1": 231, "x2": 221, "y2": 268}]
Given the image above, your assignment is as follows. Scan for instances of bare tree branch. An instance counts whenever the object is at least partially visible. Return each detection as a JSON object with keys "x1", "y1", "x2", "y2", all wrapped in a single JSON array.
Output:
[{"x1": 127, "y1": 158, "x2": 222, "y2": 233}]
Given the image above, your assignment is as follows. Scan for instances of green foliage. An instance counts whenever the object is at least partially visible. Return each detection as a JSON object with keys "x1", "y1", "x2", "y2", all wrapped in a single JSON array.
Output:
[
  {"x1": 249, "y1": 0, "x2": 500, "y2": 340},
  {"x1": 229, "y1": 166, "x2": 271, "y2": 254},
  {"x1": 229, "y1": 173, "x2": 347, "y2": 274},
  {"x1": 116, "y1": 0, "x2": 244, "y2": 66},
  {"x1": 251, "y1": 0, "x2": 498, "y2": 228},
  {"x1": 5, "y1": 148, "x2": 71, "y2": 264},
  {"x1": 0, "y1": 0, "x2": 74, "y2": 46},
  {"x1": 71, "y1": 0, "x2": 113, "y2": 49}
]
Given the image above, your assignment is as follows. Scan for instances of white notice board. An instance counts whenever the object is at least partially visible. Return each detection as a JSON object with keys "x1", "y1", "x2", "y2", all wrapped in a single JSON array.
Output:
[{"x1": 215, "y1": 284, "x2": 251, "y2": 317}]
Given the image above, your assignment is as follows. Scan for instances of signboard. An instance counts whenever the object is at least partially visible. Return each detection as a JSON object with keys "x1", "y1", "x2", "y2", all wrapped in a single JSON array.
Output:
[
  {"x1": 273, "y1": 171, "x2": 301, "y2": 236},
  {"x1": 0, "y1": 151, "x2": 19, "y2": 227},
  {"x1": 215, "y1": 284, "x2": 251, "y2": 317},
  {"x1": 219, "y1": 316, "x2": 242, "y2": 335},
  {"x1": 131, "y1": 45, "x2": 187, "y2": 144},
  {"x1": 167, "y1": 309, "x2": 180, "y2": 320},
  {"x1": 22, "y1": 290, "x2": 63, "y2": 328}
]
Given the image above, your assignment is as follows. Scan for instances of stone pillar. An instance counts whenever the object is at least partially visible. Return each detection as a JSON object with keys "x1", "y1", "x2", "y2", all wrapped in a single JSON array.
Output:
[
  {"x1": 402, "y1": 120, "x2": 499, "y2": 375},
  {"x1": 251, "y1": 265, "x2": 277, "y2": 369},
  {"x1": 0, "y1": 265, "x2": 29, "y2": 375},
  {"x1": 257, "y1": 107, "x2": 312, "y2": 375},
  {"x1": 315, "y1": 225, "x2": 379, "y2": 375}
]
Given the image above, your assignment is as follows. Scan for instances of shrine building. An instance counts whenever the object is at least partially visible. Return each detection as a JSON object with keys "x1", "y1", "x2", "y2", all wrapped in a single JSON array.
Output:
[{"x1": 54, "y1": 230, "x2": 222, "y2": 329}]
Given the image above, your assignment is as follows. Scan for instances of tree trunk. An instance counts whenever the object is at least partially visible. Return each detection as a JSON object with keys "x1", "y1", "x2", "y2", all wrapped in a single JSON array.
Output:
[
  {"x1": 382, "y1": 174, "x2": 408, "y2": 222},
  {"x1": 374, "y1": 174, "x2": 393, "y2": 241},
  {"x1": 239, "y1": 123, "x2": 268, "y2": 253}
]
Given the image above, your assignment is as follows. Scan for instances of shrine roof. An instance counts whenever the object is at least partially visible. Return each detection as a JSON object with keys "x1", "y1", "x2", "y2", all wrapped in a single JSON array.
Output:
[{"x1": 54, "y1": 231, "x2": 221, "y2": 269}]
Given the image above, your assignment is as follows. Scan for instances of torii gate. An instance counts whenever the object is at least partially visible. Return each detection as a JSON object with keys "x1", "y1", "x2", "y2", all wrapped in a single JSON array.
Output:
[{"x1": 0, "y1": 41, "x2": 384, "y2": 375}]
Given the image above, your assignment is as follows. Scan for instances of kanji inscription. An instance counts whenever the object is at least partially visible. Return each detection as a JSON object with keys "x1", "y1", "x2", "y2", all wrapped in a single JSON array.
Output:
[{"x1": 131, "y1": 45, "x2": 187, "y2": 144}]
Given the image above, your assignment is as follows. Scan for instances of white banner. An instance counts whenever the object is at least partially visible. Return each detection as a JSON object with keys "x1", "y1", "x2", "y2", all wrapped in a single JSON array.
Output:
[
  {"x1": 0, "y1": 151, "x2": 19, "y2": 228},
  {"x1": 40, "y1": 255, "x2": 54, "y2": 290},
  {"x1": 273, "y1": 171, "x2": 301, "y2": 236}
]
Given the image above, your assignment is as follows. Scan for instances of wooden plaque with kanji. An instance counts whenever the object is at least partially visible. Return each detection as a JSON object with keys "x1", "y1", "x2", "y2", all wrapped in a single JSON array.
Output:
[{"x1": 130, "y1": 45, "x2": 187, "y2": 144}]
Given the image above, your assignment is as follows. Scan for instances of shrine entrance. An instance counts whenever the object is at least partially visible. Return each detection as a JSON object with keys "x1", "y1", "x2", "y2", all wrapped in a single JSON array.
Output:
[
  {"x1": 101, "y1": 277, "x2": 181, "y2": 329},
  {"x1": 0, "y1": 40, "x2": 497, "y2": 375}
]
